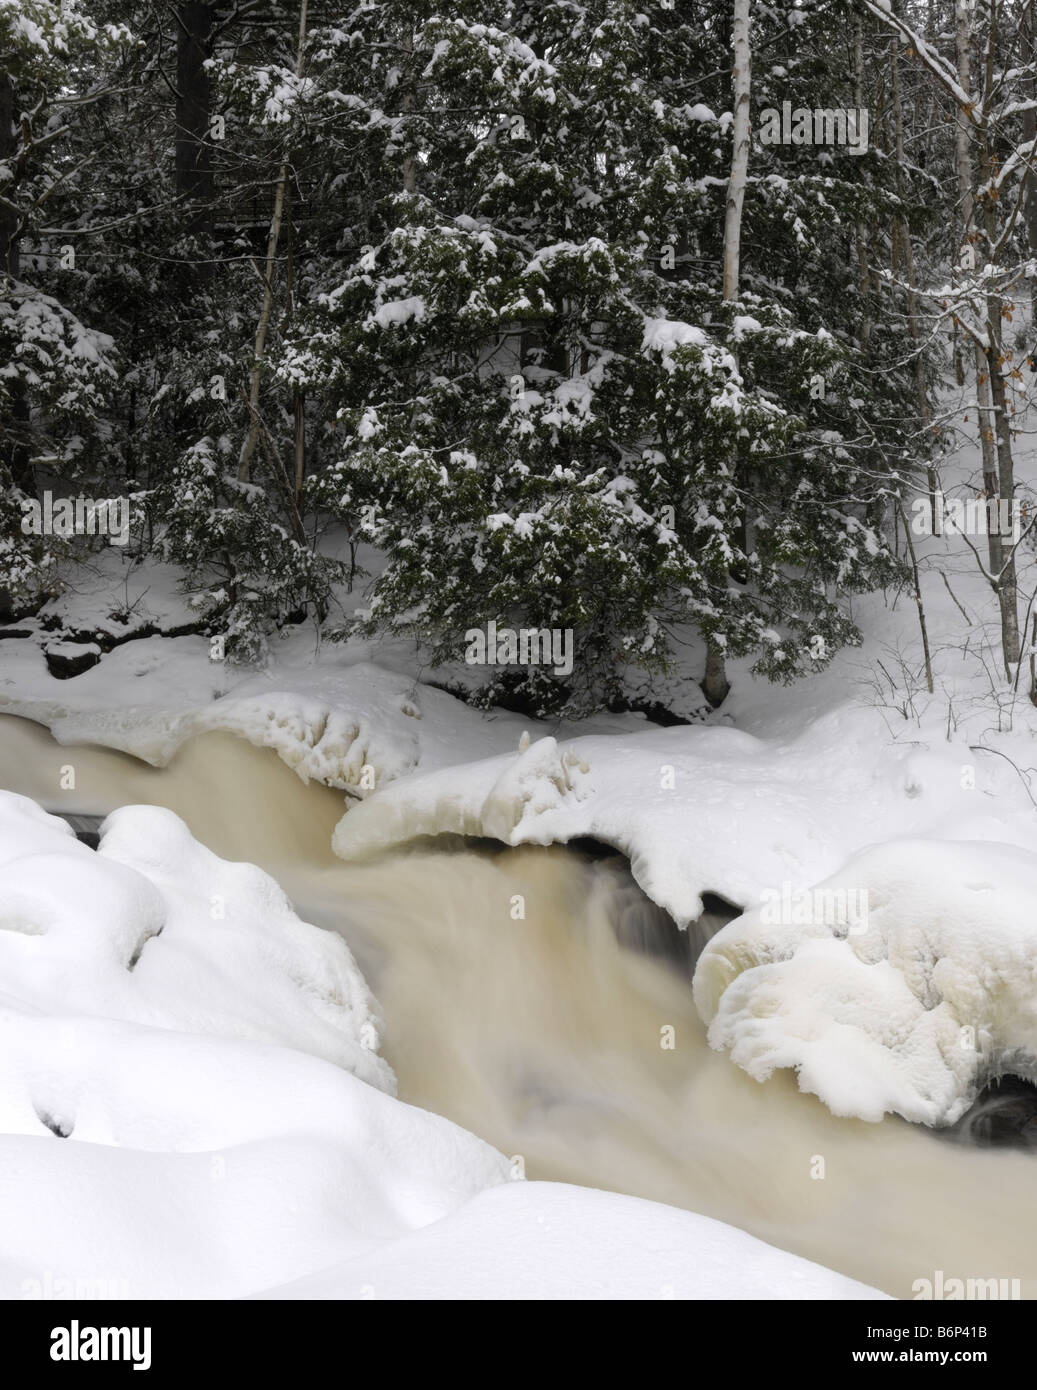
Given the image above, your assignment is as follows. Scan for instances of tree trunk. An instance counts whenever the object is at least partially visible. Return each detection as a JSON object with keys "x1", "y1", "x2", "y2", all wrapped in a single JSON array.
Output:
[
  {"x1": 890, "y1": 10, "x2": 938, "y2": 526},
  {"x1": 854, "y1": 15, "x2": 872, "y2": 349},
  {"x1": 0, "y1": 70, "x2": 17, "y2": 279},
  {"x1": 722, "y1": 0, "x2": 751, "y2": 302},
  {"x1": 175, "y1": 2, "x2": 215, "y2": 238},
  {"x1": 0, "y1": 67, "x2": 31, "y2": 490},
  {"x1": 955, "y1": 0, "x2": 1010, "y2": 660},
  {"x1": 984, "y1": 245, "x2": 1021, "y2": 675},
  {"x1": 703, "y1": 0, "x2": 752, "y2": 709},
  {"x1": 293, "y1": 391, "x2": 305, "y2": 504},
  {"x1": 238, "y1": 0, "x2": 309, "y2": 482},
  {"x1": 899, "y1": 504, "x2": 935, "y2": 694},
  {"x1": 701, "y1": 641, "x2": 731, "y2": 708},
  {"x1": 974, "y1": 0, "x2": 1020, "y2": 674},
  {"x1": 1021, "y1": 0, "x2": 1037, "y2": 317}
]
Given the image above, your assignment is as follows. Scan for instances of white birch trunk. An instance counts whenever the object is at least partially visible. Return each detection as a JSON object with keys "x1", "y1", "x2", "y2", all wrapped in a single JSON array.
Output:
[{"x1": 722, "y1": 0, "x2": 752, "y2": 304}]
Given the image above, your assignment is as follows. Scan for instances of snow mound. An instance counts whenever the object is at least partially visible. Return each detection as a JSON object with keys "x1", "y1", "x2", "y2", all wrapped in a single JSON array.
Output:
[
  {"x1": 0, "y1": 1021, "x2": 511, "y2": 1298},
  {"x1": 693, "y1": 838, "x2": 1037, "y2": 1125},
  {"x1": 0, "y1": 788, "x2": 513, "y2": 1297},
  {"x1": 261, "y1": 1179, "x2": 889, "y2": 1301},
  {"x1": 0, "y1": 790, "x2": 391, "y2": 1090}
]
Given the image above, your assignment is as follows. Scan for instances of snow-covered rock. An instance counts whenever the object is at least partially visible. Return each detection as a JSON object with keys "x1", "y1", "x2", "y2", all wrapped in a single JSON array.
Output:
[
  {"x1": 0, "y1": 791, "x2": 391, "y2": 1089},
  {"x1": 331, "y1": 733, "x2": 591, "y2": 857},
  {"x1": 694, "y1": 838, "x2": 1037, "y2": 1126}
]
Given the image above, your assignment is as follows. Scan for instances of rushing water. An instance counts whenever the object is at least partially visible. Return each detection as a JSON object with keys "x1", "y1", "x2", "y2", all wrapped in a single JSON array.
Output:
[{"x1": 1, "y1": 711, "x2": 1035, "y2": 1299}]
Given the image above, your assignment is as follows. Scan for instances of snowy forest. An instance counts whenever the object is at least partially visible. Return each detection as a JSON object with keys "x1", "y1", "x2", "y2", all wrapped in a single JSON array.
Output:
[
  {"x1": 4, "y1": 0, "x2": 1037, "y2": 1329},
  {"x1": 2, "y1": 0, "x2": 1006, "y2": 713}
]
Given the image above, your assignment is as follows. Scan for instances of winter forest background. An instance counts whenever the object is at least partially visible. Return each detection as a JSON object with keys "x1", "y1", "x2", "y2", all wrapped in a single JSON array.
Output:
[{"x1": 4, "y1": 0, "x2": 1037, "y2": 718}]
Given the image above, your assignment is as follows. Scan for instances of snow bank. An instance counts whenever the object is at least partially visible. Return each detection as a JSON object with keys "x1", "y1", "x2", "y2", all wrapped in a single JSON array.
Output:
[
  {"x1": 0, "y1": 1021, "x2": 510, "y2": 1298},
  {"x1": 331, "y1": 708, "x2": 1037, "y2": 928},
  {"x1": 0, "y1": 546, "x2": 625, "y2": 786},
  {"x1": 0, "y1": 650, "x2": 535, "y2": 789},
  {"x1": 0, "y1": 789, "x2": 510, "y2": 1296},
  {"x1": 694, "y1": 838, "x2": 1037, "y2": 1126},
  {"x1": 191, "y1": 661, "x2": 532, "y2": 791}
]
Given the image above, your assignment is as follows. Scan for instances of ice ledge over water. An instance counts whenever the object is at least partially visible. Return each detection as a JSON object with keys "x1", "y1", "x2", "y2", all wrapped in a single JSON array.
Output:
[{"x1": 331, "y1": 709, "x2": 1037, "y2": 932}]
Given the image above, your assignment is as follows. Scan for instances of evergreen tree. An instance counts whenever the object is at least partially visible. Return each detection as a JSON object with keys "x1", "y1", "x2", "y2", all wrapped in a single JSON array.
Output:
[
  {"x1": 0, "y1": 0, "x2": 129, "y2": 611},
  {"x1": 289, "y1": 0, "x2": 909, "y2": 713},
  {"x1": 0, "y1": 0, "x2": 956, "y2": 715}
]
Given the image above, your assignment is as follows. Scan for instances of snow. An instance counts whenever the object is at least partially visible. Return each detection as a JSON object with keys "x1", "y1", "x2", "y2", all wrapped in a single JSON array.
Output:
[
  {"x1": 10, "y1": 531, "x2": 1037, "y2": 1147},
  {"x1": 5, "y1": 0, "x2": 1037, "y2": 1304},
  {"x1": 0, "y1": 790, "x2": 390, "y2": 1090},
  {"x1": 0, "y1": 546, "x2": 639, "y2": 783},
  {"x1": 329, "y1": 709, "x2": 1037, "y2": 932},
  {"x1": 369, "y1": 296, "x2": 426, "y2": 330},
  {"x1": 695, "y1": 838, "x2": 1037, "y2": 1126},
  {"x1": 264, "y1": 1181, "x2": 887, "y2": 1301},
  {"x1": 641, "y1": 315, "x2": 708, "y2": 360},
  {"x1": 43, "y1": 639, "x2": 102, "y2": 660},
  {"x1": 0, "y1": 1020, "x2": 508, "y2": 1298},
  {"x1": 731, "y1": 315, "x2": 763, "y2": 340},
  {"x1": 0, "y1": 788, "x2": 880, "y2": 1299}
]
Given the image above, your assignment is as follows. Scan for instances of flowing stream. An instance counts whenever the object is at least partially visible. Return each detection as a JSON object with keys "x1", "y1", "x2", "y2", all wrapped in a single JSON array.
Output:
[{"x1": 1, "y1": 711, "x2": 1035, "y2": 1299}]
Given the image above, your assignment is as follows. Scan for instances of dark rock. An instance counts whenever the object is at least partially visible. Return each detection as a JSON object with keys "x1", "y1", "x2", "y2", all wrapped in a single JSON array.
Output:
[
  {"x1": 44, "y1": 642, "x2": 102, "y2": 679},
  {"x1": 941, "y1": 1074, "x2": 1037, "y2": 1151}
]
